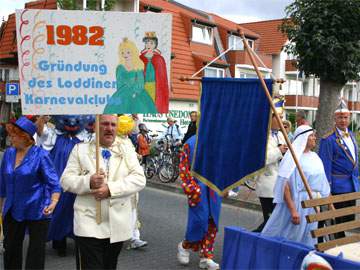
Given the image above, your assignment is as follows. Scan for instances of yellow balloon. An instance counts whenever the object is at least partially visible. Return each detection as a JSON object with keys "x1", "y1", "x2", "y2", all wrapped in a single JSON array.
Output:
[{"x1": 117, "y1": 115, "x2": 135, "y2": 135}]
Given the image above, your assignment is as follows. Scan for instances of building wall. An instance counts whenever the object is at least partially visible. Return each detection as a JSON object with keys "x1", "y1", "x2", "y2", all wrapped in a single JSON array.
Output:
[
  {"x1": 0, "y1": 66, "x2": 18, "y2": 81},
  {"x1": 140, "y1": 100, "x2": 198, "y2": 135}
]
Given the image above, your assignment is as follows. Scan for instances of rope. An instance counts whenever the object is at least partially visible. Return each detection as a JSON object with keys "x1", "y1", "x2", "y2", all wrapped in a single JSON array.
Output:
[{"x1": 191, "y1": 36, "x2": 277, "y2": 80}]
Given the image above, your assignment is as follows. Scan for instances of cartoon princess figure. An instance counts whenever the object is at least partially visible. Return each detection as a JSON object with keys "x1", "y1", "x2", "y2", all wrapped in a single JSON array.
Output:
[
  {"x1": 104, "y1": 38, "x2": 157, "y2": 114},
  {"x1": 140, "y1": 32, "x2": 169, "y2": 113}
]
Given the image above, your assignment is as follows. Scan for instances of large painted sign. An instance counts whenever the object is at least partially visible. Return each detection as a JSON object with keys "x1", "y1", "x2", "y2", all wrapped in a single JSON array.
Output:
[{"x1": 15, "y1": 9, "x2": 172, "y2": 115}]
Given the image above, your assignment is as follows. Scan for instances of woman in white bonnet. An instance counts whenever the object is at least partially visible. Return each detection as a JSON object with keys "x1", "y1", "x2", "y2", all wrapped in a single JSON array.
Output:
[{"x1": 261, "y1": 125, "x2": 330, "y2": 247}]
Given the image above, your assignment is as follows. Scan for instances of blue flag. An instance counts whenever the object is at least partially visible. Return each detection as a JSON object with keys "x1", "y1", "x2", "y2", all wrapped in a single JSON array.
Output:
[{"x1": 191, "y1": 78, "x2": 272, "y2": 195}]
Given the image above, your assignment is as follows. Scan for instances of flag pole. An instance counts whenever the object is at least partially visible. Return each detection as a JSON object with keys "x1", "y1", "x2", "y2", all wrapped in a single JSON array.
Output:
[{"x1": 240, "y1": 31, "x2": 316, "y2": 203}]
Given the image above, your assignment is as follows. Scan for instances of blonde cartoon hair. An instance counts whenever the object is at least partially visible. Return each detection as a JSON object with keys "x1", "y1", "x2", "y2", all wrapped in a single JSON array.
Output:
[{"x1": 118, "y1": 38, "x2": 144, "y2": 71}]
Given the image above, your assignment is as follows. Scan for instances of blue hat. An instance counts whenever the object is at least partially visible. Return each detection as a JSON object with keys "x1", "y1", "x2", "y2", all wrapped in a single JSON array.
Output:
[{"x1": 13, "y1": 116, "x2": 37, "y2": 138}]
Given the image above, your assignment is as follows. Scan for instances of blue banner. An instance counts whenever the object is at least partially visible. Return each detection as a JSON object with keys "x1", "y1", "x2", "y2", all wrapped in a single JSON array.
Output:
[{"x1": 191, "y1": 78, "x2": 272, "y2": 195}]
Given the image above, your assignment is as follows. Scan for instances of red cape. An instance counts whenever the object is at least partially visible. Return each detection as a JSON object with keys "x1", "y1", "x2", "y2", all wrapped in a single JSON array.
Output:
[{"x1": 140, "y1": 51, "x2": 169, "y2": 113}]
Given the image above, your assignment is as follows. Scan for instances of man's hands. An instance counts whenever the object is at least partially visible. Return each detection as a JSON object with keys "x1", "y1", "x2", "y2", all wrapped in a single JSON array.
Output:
[
  {"x1": 91, "y1": 185, "x2": 110, "y2": 201},
  {"x1": 90, "y1": 169, "x2": 105, "y2": 189},
  {"x1": 90, "y1": 169, "x2": 110, "y2": 201}
]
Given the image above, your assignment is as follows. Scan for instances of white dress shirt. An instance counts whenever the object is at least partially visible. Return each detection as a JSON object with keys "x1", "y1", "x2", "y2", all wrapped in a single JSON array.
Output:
[{"x1": 337, "y1": 128, "x2": 356, "y2": 160}]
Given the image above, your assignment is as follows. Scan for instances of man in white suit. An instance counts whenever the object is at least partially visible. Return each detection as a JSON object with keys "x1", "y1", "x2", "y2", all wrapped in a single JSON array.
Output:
[{"x1": 61, "y1": 115, "x2": 146, "y2": 269}]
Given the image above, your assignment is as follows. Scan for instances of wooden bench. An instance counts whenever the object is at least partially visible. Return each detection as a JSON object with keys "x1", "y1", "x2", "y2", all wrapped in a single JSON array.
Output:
[{"x1": 302, "y1": 192, "x2": 360, "y2": 251}]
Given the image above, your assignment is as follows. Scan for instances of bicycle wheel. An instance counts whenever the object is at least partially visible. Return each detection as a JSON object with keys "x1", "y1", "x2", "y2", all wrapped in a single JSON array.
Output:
[
  {"x1": 159, "y1": 162, "x2": 175, "y2": 183},
  {"x1": 244, "y1": 178, "x2": 256, "y2": 191},
  {"x1": 144, "y1": 159, "x2": 156, "y2": 179},
  {"x1": 171, "y1": 154, "x2": 180, "y2": 182}
]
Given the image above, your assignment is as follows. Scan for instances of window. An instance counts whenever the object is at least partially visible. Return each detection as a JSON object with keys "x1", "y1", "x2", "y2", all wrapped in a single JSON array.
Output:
[
  {"x1": 204, "y1": 67, "x2": 225, "y2": 78},
  {"x1": 4, "y1": 69, "x2": 9, "y2": 81},
  {"x1": 228, "y1": 35, "x2": 243, "y2": 50},
  {"x1": 228, "y1": 35, "x2": 254, "y2": 50},
  {"x1": 239, "y1": 72, "x2": 258, "y2": 78},
  {"x1": 143, "y1": 5, "x2": 162, "y2": 13},
  {"x1": 192, "y1": 24, "x2": 213, "y2": 45},
  {"x1": 247, "y1": 39, "x2": 254, "y2": 49}
]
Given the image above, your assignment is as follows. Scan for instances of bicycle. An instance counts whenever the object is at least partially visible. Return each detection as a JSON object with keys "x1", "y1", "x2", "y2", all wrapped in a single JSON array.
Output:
[{"x1": 144, "y1": 136, "x2": 176, "y2": 183}]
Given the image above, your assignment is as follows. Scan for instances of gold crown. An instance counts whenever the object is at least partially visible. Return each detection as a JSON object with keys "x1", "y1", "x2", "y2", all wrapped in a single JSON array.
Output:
[{"x1": 145, "y1": 32, "x2": 157, "y2": 38}]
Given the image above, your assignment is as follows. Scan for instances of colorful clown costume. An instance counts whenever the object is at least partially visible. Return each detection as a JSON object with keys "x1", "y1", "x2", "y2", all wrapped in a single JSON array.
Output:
[{"x1": 177, "y1": 135, "x2": 221, "y2": 270}]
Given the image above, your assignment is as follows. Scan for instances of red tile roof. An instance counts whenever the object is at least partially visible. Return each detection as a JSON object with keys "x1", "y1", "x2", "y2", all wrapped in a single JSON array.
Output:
[
  {"x1": 239, "y1": 19, "x2": 288, "y2": 55},
  {"x1": 140, "y1": 0, "x2": 269, "y2": 100},
  {"x1": 0, "y1": 0, "x2": 56, "y2": 60},
  {"x1": 0, "y1": 14, "x2": 17, "y2": 59},
  {"x1": 209, "y1": 13, "x2": 259, "y2": 39},
  {"x1": 141, "y1": 0, "x2": 221, "y2": 100}
]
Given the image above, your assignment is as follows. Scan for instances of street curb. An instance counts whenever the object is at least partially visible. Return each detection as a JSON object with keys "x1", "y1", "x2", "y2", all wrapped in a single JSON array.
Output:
[{"x1": 146, "y1": 180, "x2": 262, "y2": 212}]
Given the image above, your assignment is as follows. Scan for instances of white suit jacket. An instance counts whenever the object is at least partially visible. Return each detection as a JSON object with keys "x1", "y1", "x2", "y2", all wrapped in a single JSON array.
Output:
[
  {"x1": 255, "y1": 131, "x2": 286, "y2": 198},
  {"x1": 61, "y1": 137, "x2": 146, "y2": 243}
]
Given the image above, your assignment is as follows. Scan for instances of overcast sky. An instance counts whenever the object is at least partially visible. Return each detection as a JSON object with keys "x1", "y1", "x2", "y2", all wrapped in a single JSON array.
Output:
[
  {"x1": 175, "y1": 0, "x2": 293, "y2": 23},
  {"x1": 0, "y1": 0, "x2": 293, "y2": 23}
]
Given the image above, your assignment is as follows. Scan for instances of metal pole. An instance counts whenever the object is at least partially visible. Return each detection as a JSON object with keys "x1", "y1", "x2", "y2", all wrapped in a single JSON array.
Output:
[
  {"x1": 295, "y1": 69, "x2": 299, "y2": 127},
  {"x1": 134, "y1": 0, "x2": 139, "y2": 12}
]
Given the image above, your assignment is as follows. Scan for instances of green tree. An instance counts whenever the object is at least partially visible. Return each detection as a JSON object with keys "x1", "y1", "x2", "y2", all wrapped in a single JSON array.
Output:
[{"x1": 281, "y1": 0, "x2": 360, "y2": 139}]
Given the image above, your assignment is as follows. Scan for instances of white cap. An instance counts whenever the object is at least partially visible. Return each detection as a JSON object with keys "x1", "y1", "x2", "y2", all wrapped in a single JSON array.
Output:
[{"x1": 334, "y1": 99, "x2": 350, "y2": 114}]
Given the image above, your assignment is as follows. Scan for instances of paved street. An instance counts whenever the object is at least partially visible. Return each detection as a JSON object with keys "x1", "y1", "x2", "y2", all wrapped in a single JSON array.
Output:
[{"x1": 0, "y1": 186, "x2": 262, "y2": 269}]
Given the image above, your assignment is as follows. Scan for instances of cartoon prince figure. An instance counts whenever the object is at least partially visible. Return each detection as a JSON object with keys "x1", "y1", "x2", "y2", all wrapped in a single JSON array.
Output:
[{"x1": 140, "y1": 32, "x2": 169, "y2": 113}]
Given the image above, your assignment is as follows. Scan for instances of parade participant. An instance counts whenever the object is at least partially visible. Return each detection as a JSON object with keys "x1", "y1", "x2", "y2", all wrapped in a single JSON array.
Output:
[
  {"x1": 296, "y1": 110, "x2": 309, "y2": 127},
  {"x1": 39, "y1": 115, "x2": 89, "y2": 257},
  {"x1": 129, "y1": 114, "x2": 141, "y2": 149},
  {"x1": 84, "y1": 115, "x2": 95, "y2": 141},
  {"x1": 104, "y1": 38, "x2": 157, "y2": 114},
  {"x1": 253, "y1": 97, "x2": 287, "y2": 232},
  {"x1": 61, "y1": 114, "x2": 146, "y2": 269},
  {"x1": 177, "y1": 135, "x2": 221, "y2": 270},
  {"x1": 182, "y1": 111, "x2": 197, "y2": 144},
  {"x1": 32, "y1": 115, "x2": 54, "y2": 146},
  {"x1": 283, "y1": 120, "x2": 294, "y2": 142},
  {"x1": 0, "y1": 116, "x2": 60, "y2": 269},
  {"x1": 262, "y1": 125, "x2": 330, "y2": 247},
  {"x1": 318, "y1": 100, "x2": 359, "y2": 239},
  {"x1": 164, "y1": 117, "x2": 183, "y2": 144},
  {"x1": 137, "y1": 123, "x2": 151, "y2": 166},
  {"x1": 117, "y1": 115, "x2": 148, "y2": 250},
  {"x1": 140, "y1": 32, "x2": 169, "y2": 113}
]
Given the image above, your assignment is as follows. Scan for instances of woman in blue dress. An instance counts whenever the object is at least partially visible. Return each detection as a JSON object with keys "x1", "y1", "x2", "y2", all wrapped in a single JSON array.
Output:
[
  {"x1": 103, "y1": 38, "x2": 157, "y2": 114},
  {"x1": 261, "y1": 125, "x2": 330, "y2": 247},
  {"x1": 0, "y1": 116, "x2": 60, "y2": 269}
]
